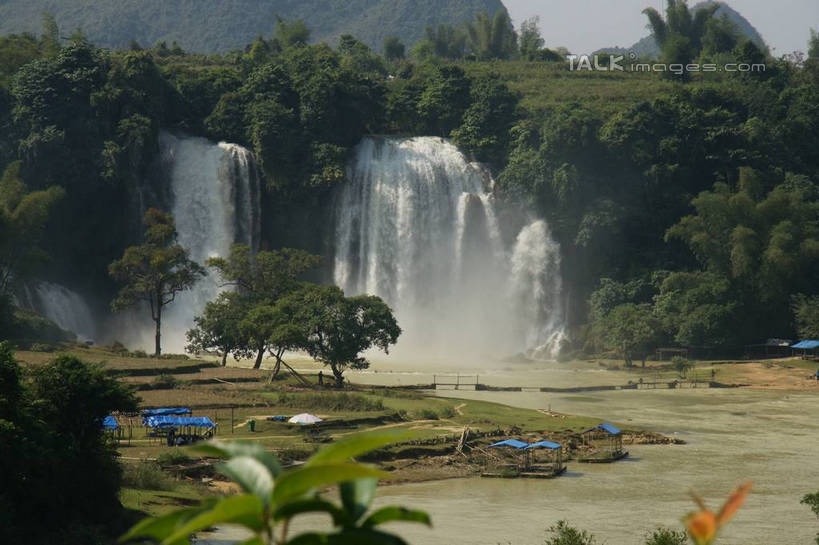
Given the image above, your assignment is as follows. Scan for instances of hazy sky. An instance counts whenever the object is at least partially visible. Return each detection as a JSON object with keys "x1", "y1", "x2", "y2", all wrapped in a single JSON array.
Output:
[{"x1": 503, "y1": 0, "x2": 819, "y2": 55}]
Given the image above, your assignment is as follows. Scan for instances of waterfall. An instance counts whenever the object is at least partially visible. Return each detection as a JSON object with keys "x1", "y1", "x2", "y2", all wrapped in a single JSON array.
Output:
[
  {"x1": 334, "y1": 137, "x2": 565, "y2": 360},
  {"x1": 31, "y1": 282, "x2": 96, "y2": 341},
  {"x1": 152, "y1": 131, "x2": 261, "y2": 353}
]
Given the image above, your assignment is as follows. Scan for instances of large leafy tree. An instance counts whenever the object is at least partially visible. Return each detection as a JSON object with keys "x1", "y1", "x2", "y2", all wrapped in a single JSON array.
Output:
[
  {"x1": 206, "y1": 243, "x2": 320, "y2": 368},
  {"x1": 596, "y1": 303, "x2": 662, "y2": 367},
  {"x1": 186, "y1": 291, "x2": 245, "y2": 366},
  {"x1": 293, "y1": 285, "x2": 401, "y2": 386},
  {"x1": 0, "y1": 161, "x2": 63, "y2": 299},
  {"x1": 0, "y1": 345, "x2": 137, "y2": 544},
  {"x1": 109, "y1": 209, "x2": 205, "y2": 356}
]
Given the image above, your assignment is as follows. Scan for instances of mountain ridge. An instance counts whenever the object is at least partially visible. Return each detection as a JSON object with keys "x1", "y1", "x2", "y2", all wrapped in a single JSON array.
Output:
[{"x1": 0, "y1": 0, "x2": 507, "y2": 53}]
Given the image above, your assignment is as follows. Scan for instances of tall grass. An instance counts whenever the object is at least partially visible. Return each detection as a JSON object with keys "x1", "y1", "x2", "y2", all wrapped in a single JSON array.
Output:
[
  {"x1": 272, "y1": 392, "x2": 384, "y2": 412},
  {"x1": 121, "y1": 462, "x2": 175, "y2": 491}
]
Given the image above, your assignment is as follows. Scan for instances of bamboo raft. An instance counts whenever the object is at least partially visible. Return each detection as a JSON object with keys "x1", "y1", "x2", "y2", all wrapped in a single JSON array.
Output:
[
  {"x1": 481, "y1": 465, "x2": 567, "y2": 479},
  {"x1": 577, "y1": 450, "x2": 629, "y2": 464}
]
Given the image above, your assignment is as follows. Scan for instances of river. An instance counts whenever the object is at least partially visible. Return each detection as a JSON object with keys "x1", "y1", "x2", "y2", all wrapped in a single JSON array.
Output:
[{"x1": 202, "y1": 362, "x2": 819, "y2": 544}]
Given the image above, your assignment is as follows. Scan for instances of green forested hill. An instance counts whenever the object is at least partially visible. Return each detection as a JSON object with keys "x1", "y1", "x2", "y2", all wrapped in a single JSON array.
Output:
[{"x1": 0, "y1": 0, "x2": 506, "y2": 52}]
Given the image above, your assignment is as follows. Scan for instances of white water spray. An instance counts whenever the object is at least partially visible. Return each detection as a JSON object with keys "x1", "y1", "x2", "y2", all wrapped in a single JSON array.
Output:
[
  {"x1": 334, "y1": 137, "x2": 565, "y2": 360},
  {"x1": 137, "y1": 132, "x2": 261, "y2": 352},
  {"x1": 31, "y1": 282, "x2": 96, "y2": 341}
]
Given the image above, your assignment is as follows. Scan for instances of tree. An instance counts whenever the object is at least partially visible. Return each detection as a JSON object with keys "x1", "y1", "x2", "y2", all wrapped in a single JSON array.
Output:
[
  {"x1": 109, "y1": 209, "x2": 205, "y2": 356},
  {"x1": 40, "y1": 13, "x2": 61, "y2": 57},
  {"x1": 466, "y1": 11, "x2": 518, "y2": 60},
  {"x1": 416, "y1": 65, "x2": 471, "y2": 136},
  {"x1": 294, "y1": 285, "x2": 400, "y2": 386},
  {"x1": 518, "y1": 16, "x2": 545, "y2": 60},
  {"x1": 0, "y1": 161, "x2": 64, "y2": 299},
  {"x1": 186, "y1": 291, "x2": 244, "y2": 366},
  {"x1": 272, "y1": 16, "x2": 310, "y2": 50},
  {"x1": 414, "y1": 24, "x2": 466, "y2": 59},
  {"x1": 383, "y1": 36, "x2": 405, "y2": 61},
  {"x1": 792, "y1": 295, "x2": 819, "y2": 339},
  {"x1": 598, "y1": 303, "x2": 661, "y2": 367},
  {"x1": 451, "y1": 73, "x2": 518, "y2": 165},
  {"x1": 238, "y1": 298, "x2": 305, "y2": 372},
  {"x1": 206, "y1": 244, "x2": 320, "y2": 368},
  {"x1": 642, "y1": 0, "x2": 719, "y2": 74},
  {"x1": 809, "y1": 28, "x2": 819, "y2": 60},
  {"x1": 1, "y1": 346, "x2": 137, "y2": 544}
]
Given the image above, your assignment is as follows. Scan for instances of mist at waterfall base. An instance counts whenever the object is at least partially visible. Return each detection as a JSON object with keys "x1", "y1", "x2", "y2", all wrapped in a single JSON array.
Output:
[
  {"x1": 109, "y1": 131, "x2": 261, "y2": 353},
  {"x1": 334, "y1": 137, "x2": 565, "y2": 363}
]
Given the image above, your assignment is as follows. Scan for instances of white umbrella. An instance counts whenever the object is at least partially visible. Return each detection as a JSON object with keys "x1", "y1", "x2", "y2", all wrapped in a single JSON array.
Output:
[{"x1": 288, "y1": 413, "x2": 323, "y2": 425}]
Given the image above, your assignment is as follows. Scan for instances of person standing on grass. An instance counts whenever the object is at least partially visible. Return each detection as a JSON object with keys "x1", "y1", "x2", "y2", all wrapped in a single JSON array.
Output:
[{"x1": 318, "y1": 370, "x2": 324, "y2": 386}]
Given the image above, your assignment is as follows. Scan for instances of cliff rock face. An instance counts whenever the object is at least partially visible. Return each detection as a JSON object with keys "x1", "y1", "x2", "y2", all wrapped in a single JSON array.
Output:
[{"x1": 0, "y1": 0, "x2": 507, "y2": 53}]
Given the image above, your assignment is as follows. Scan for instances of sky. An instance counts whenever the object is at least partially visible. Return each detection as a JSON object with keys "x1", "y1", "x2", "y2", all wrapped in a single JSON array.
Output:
[{"x1": 503, "y1": 0, "x2": 819, "y2": 56}]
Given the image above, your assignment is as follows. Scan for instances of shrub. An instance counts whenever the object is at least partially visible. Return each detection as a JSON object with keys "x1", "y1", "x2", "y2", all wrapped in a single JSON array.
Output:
[
  {"x1": 439, "y1": 406, "x2": 456, "y2": 418},
  {"x1": 156, "y1": 450, "x2": 193, "y2": 466},
  {"x1": 152, "y1": 373, "x2": 179, "y2": 389},
  {"x1": 121, "y1": 462, "x2": 174, "y2": 491},
  {"x1": 545, "y1": 521, "x2": 597, "y2": 545},
  {"x1": 416, "y1": 409, "x2": 439, "y2": 420},
  {"x1": 644, "y1": 527, "x2": 687, "y2": 545},
  {"x1": 672, "y1": 356, "x2": 693, "y2": 377}
]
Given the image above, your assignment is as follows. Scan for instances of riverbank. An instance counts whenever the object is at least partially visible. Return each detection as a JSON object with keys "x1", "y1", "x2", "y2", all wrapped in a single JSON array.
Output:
[{"x1": 13, "y1": 345, "x2": 816, "y2": 523}]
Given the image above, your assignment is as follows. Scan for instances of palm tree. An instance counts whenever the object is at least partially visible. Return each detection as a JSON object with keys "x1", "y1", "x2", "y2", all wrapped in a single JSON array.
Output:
[
  {"x1": 466, "y1": 11, "x2": 518, "y2": 60},
  {"x1": 642, "y1": 0, "x2": 719, "y2": 55}
]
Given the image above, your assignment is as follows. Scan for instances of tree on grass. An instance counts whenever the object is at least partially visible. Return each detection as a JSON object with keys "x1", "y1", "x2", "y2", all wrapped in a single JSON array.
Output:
[
  {"x1": 294, "y1": 285, "x2": 401, "y2": 386},
  {"x1": 802, "y1": 492, "x2": 819, "y2": 545},
  {"x1": 186, "y1": 291, "x2": 244, "y2": 366},
  {"x1": 206, "y1": 243, "x2": 320, "y2": 369},
  {"x1": 109, "y1": 208, "x2": 205, "y2": 356}
]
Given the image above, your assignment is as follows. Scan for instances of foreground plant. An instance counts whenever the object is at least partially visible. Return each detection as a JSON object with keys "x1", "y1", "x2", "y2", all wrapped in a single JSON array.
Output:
[
  {"x1": 684, "y1": 482, "x2": 751, "y2": 545},
  {"x1": 120, "y1": 429, "x2": 430, "y2": 545}
]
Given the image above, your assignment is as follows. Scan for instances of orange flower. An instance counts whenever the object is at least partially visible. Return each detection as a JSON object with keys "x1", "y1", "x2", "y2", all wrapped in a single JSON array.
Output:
[{"x1": 685, "y1": 482, "x2": 752, "y2": 545}]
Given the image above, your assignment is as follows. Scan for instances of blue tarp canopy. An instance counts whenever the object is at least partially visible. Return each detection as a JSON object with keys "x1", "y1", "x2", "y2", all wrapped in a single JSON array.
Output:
[
  {"x1": 102, "y1": 415, "x2": 118, "y2": 430},
  {"x1": 142, "y1": 407, "x2": 192, "y2": 417},
  {"x1": 792, "y1": 340, "x2": 819, "y2": 349},
  {"x1": 583, "y1": 423, "x2": 621, "y2": 435},
  {"x1": 143, "y1": 415, "x2": 216, "y2": 429},
  {"x1": 525, "y1": 440, "x2": 561, "y2": 450},
  {"x1": 488, "y1": 439, "x2": 529, "y2": 449}
]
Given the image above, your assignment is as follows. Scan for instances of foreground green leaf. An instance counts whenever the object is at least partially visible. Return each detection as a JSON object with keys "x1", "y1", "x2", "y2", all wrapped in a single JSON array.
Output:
[
  {"x1": 161, "y1": 494, "x2": 265, "y2": 545},
  {"x1": 218, "y1": 456, "x2": 275, "y2": 504},
  {"x1": 119, "y1": 506, "x2": 206, "y2": 544},
  {"x1": 362, "y1": 506, "x2": 432, "y2": 528},
  {"x1": 273, "y1": 498, "x2": 347, "y2": 525},
  {"x1": 306, "y1": 429, "x2": 415, "y2": 466},
  {"x1": 339, "y1": 478, "x2": 378, "y2": 522},
  {"x1": 273, "y1": 463, "x2": 388, "y2": 504},
  {"x1": 193, "y1": 440, "x2": 282, "y2": 476}
]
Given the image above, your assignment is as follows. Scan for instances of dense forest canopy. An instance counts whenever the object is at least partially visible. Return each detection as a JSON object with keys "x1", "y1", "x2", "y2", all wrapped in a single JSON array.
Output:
[{"x1": 1, "y1": 5, "x2": 818, "y2": 359}]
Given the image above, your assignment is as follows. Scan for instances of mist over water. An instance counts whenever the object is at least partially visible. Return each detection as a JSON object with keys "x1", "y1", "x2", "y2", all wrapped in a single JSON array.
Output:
[{"x1": 334, "y1": 137, "x2": 565, "y2": 360}]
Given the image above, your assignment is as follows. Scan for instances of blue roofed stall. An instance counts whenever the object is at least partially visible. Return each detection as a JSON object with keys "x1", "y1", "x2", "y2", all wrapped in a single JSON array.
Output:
[
  {"x1": 524, "y1": 440, "x2": 566, "y2": 475},
  {"x1": 102, "y1": 415, "x2": 119, "y2": 431},
  {"x1": 143, "y1": 414, "x2": 216, "y2": 446},
  {"x1": 483, "y1": 438, "x2": 566, "y2": 478},
  {"x1": 792, "y1": 340, "x2": 819, "y2": 359},
  {"x1": 579, "y1": 422, "x2": 628, "y2": 463}
]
